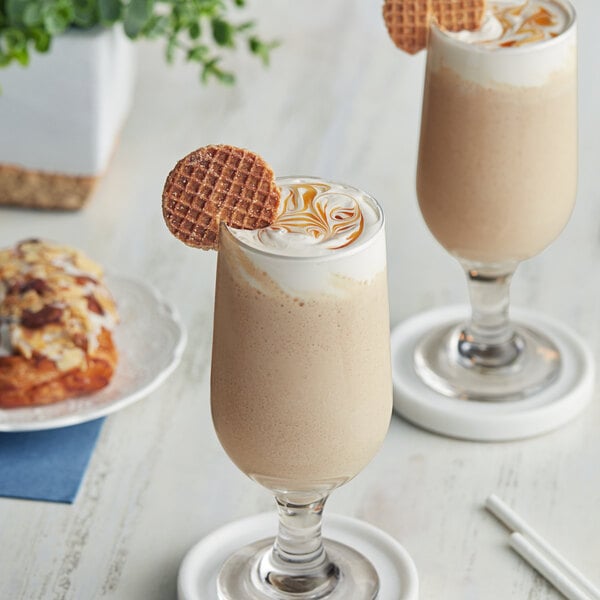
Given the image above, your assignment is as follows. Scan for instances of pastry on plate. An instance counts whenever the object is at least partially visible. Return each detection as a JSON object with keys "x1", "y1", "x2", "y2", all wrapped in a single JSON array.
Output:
[{"x1": 0, "y1": 239, "x2": 119, "y2": 407}]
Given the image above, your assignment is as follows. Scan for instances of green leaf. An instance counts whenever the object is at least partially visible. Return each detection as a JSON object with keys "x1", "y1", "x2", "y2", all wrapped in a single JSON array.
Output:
[
  {"x1": 22, "y1": 4, "x2": 42, "y2": 27},
  {"x1": 248, "y1": 36, "x2": 260, "y2": 53},
  {"x1": 31, "y1": 28, "x2": 51, "y2": 52},
  {"x1": 124, "y1": 0, "x2": 154, "y2": 38},
  {"x1": 43, "y1": 13, "x2": 68, "y2": 35},
  {"x1": 41, "y1": 2, "x2": 74, "y2": 35},
  {"x1": 0, "y1": 48, "x2": 11, "y2": 66},
  {"x1": 188, "y1": 21, "x2": 200, "y2": 40},
  {"x1": 5, "y1": 0, "x2": 30, "y2": 25},
  {"x1": 201, "y1": 57, "x2": 219, "y2": 83},
  {"x1": 3, "y1": 28, "x2": 26, "y2": 52},
  {"x1": 165, "y1": 36, "x2": 177, "y2": 63},
  {"x1": 143, "y1": 14, "x2": 169, "y2": 38},
  {"x1": 12, "y1": 45, "x2": 28, "y2": 65},
  {"x1": 0, "y1": 25, "x2": 29, "y2": 64},
  {"x1": 197, "y1": 0, "x2": 224, "y2": 18},
  {"x1": 236, "y1": 20, "x2": 253, "y2": 32},
  {"x1": 248, "y1": 36, "x2": 279, "y2": 66},
  {"x1": 201, "y1": 57, "x2": 234, "y2": 85},
  {"x1": 215, "y1": 70, "x2": 234, "y2": 85},
  {"x1": 187, "y1": 44, "x2": 208, "y2": 62},
  {"x1": 211, "y1": 17, "x2": 234, "y2": 47},
  {"x1": 98, "y1": 0, "x2": 121, "y2": 23},
  {"x1": 72, "y1": 0, "x2": 98, "y2": 28}
]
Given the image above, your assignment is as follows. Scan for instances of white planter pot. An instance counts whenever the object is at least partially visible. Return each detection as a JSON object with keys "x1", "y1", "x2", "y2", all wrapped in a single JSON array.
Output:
[{"x1": 0, "y1": 26, "x2": 135, "y2": 209}]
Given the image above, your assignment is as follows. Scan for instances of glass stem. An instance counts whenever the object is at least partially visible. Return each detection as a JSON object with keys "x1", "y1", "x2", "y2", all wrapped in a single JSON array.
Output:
[
  {"x1": 457, "y1": 261, "x2": 523, "y2": 369},
  {"x1": 256, "y1": 494, "x2": 339, "y2": 595}
]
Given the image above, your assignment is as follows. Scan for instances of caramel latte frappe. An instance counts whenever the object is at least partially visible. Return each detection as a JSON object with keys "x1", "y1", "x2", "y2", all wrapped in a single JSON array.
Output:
[
  {"x1": 211, "y1": 178, "x2": 392, "y2": 494},
  {"x1": 417, "y1": 0, "x2": 577, "y2": 263}
]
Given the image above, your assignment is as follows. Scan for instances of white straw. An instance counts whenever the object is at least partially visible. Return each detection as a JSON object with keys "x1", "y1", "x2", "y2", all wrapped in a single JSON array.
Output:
[
  {"x1": 486, "y1": 494, "x2": 600, "y2": 600},
  {"x1": 510, "y1": 533, "x2": 592, "y2": 600}
]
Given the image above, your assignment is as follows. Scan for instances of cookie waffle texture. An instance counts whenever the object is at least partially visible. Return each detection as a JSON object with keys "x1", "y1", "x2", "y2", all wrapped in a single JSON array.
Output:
[
  {"x1": 432, "y1": 0, "x2": 486, "y2": 32},
  {"x1": 162, "y1": 145, "x2": 281, "y2": 250},
  {"x1": 0, "y1": 164, "x2": 97, "y2": 210},
  {"x1": 383, "y1": 0, "x2": 486, "y2": 53},
  {"x1": 383, "y1": 0, "x2": 433, "y2": 54}
]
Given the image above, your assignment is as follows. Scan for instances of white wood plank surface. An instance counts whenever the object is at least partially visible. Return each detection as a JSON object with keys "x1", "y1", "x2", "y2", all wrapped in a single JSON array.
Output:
[{"x1": 1, "y1": 1, "x2": 599, "y2": 598}]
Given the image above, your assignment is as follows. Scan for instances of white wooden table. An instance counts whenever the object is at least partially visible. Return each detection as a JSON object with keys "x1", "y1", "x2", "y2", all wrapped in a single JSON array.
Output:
[{"x1": 1, "y1": 1, "x2": 599, "y2": 598}]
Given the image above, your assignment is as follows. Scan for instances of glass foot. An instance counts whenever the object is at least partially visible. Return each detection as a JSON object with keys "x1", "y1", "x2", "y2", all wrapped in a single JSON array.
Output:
[
  {"x1": 414, "y1": 321, "x2": 562, "y2": 401},
  {"x1": 217, "y1": 537, "x2": 379, "y2": 600}
]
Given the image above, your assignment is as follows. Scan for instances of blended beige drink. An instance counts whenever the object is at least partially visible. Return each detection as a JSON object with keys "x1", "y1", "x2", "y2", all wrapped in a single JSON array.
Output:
[
  {"x1": 211, "y1": 178, "x2": 392, "y2": 494},
  {"x1": 417, "y1": 0, "x2": 577, "y2": 264}
]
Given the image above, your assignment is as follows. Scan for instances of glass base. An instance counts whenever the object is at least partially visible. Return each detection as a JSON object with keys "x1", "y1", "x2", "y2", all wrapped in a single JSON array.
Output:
[
  {"x1": 414, "y1": 321, "x2": 562, "y2": 401},
  {"x1": 217, "y1": 537, "x2": 379, "y2": 600}
]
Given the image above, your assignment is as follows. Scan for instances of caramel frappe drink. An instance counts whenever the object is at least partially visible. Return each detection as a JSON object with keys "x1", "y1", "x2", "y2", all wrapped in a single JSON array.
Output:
[
  {"x1": 162, "y1": 148, "x2": 397, "y2": 598},
  {"x1": 408, "y1": 1, "x2": 580, "y2": 401},
  {"x1": 417, "y1": 0, "x2": 577, "y2": 263},
  {"x1": 211, "y1": 178, "x2": 392, "y2": 495}
]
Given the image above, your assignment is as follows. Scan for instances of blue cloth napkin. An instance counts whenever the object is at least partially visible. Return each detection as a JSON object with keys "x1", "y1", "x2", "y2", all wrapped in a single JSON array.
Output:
[{"x1": 0, "y1": 418, "x2": 105, "y2": 504}]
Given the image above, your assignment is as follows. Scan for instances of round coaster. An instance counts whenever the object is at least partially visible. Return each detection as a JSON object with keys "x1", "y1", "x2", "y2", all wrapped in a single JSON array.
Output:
[
  {"x1": 391, "y1": 306, "x2": 595, "y2": 441},
  {"x1": 178, "y1": 512, "x2": 418, "y2": 600}
]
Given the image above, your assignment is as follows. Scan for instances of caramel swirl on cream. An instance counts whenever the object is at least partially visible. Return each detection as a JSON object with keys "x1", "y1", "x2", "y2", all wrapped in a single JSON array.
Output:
[
  {"x1": 267, "y1": 183, "x2": 364, "y2": 249},
  {"x1": 445, "y1": 0, "x2": 570, "y2": 48},
  {"x1": 229, "y1": 179, "x2": 382, "y2": 258}
]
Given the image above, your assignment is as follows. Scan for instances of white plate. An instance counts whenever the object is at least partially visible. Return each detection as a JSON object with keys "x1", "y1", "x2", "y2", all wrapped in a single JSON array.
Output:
[
  {"x1": 178, "y1": 512, "x2": 419, "y2": 600},
  {"x1": 0, "y1": 275, "x2": 187, "y2": 431}
]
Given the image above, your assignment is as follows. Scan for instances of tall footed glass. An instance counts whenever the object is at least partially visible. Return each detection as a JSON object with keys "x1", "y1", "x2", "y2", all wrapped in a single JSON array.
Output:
[
  {"x1": 210, "y1": 178, "x2": 392, "y2": 599},
  {"x1": 414, "y1": 0, "x2": 577, "y2": 400}
]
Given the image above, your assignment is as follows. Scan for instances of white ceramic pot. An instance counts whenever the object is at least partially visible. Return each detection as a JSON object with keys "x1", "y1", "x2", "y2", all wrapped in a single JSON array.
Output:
[{"x1": 0, "y1": 26, "x2": 135, "y2": 209}]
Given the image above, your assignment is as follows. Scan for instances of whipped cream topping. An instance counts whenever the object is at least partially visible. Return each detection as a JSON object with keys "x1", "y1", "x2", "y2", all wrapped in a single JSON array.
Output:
[
  {"x1": 230, "y1": 179, "x2": 382, "y2": 258},
  {"x1": 444, "y1": 0, "x2": 571, "y2": 48}
]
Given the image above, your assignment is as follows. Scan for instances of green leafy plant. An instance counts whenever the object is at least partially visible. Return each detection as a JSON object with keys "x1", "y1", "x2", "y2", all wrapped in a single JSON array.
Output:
[{"x1": 0, "y1": 0, "x2": 278, "y2": 85}]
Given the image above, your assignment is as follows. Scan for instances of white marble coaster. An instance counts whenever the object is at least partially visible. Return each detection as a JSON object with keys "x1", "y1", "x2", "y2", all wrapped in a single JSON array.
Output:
[
  {"x1": 178, "y1": 512, "x2": 419, "y2": 600},
  {"x1": 391, "y1": 305, "x2": 595, "y2": 441}
]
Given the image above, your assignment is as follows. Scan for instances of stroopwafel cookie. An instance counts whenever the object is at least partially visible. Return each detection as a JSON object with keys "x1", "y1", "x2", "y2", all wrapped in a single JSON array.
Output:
[{"x1": 162, "y1": 145, "x2": 281, "y2": 250}]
